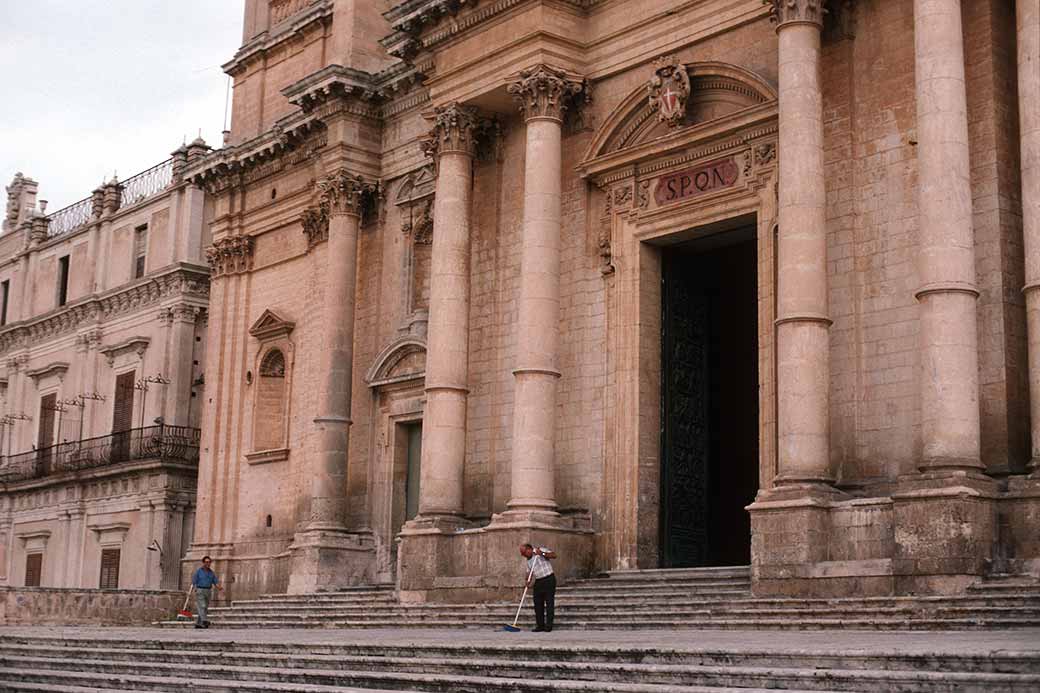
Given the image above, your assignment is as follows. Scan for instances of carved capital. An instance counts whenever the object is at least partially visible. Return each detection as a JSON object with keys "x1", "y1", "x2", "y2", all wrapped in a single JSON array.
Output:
[
  {"x1": 765, "y1": 0, "x2": 827, "y2": 29},
  {"x1": 316, "y1": 170, "x2": 376, "y2": 217},
  {"x1": 422, "y1": 103, "x2": 483, "y2": 159},
  {"x1": 507, "y1": 65, "x2": 587, "y2": 122},
  {"x1": 300, "y1": 204, "x2": 330, "y2": 248},
  {"x1": 205, "y1": 236, "x2": 255, "y2": 277}
]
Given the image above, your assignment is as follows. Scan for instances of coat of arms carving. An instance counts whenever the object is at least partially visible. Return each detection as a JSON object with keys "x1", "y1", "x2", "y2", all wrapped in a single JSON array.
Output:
[{"x1": 648, "y1": 57, "x2": 691, "y2": 127}]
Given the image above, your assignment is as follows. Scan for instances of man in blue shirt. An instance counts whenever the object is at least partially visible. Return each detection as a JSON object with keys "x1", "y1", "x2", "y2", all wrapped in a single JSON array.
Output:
[{"x1": 191, "y1": 556, "x2": 221, "y2": 628}]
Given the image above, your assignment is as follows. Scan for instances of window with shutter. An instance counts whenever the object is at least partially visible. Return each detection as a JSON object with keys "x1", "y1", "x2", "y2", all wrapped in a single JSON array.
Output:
[
  {"x1": 25, "y1": 553, "x2": 42, "y2": 587},
  {"x1": 37, "y1": 393, "x2": 57, "y2": 474},
  {"x1": 99, "y1": 548, "x2": 120, "y2": 589},
  {"x1": 112, "y1": 371, "x2": 135, "y2": 461}
]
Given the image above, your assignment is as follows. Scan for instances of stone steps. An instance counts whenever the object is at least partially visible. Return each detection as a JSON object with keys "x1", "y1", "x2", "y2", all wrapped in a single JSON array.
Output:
[{"x1": 3, "y1": 637, "x2": 1038, "y2": 692}]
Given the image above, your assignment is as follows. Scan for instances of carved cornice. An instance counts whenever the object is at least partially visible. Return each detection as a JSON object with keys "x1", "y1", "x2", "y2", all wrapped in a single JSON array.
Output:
[
  {"x1": 507, "y1": 65, "x2": 588, "y2": 122},
  {"x1": 764, "y1": 0, "x2": 827, "y2": 29},
  {"x1": 282, "y1": 64, "x2": 385, "y2": 116},
  {"x1": 99, "y1": 337, "x2": 150, "y2": 367},
  {"x1": 249, "y1": 309, "x2": 296, "y2": 341},
  {"x1": 25, "y1": 362, "x2": 70, "y2": 384},
  {"x1": 205, "y1": 236, "x2": 255, "y2": 277},
  {"x1": 316, "y1": 170, "x2": 378, "y2": 217},
  {"x1": 300, "y1": 204, "x2": 330, "y2": 249},
  {"x1": 0, "y1": 265, "x2": 209, "y2": 358},
  {"x1": 223, "y1": 0, "x2": 334, "y2": 76}
]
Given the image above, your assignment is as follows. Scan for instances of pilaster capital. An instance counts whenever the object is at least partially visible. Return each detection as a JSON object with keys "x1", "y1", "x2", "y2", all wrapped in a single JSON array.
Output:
[
  {"x1": 765, "y1": 0, "x2": 827, "y2": 30},
  {"x1": 421, "y1": 103, "x2": 483, "y2": 159},
  {"x1": 205, "y1": 235, "x2": 255, "y2": 277},
  {"x1": 300, "y1": 203, "x2": 330, "y2": 248},
  {"x1": 316, "y1": 169, "x2": 377, "y2": 218},
  {"x1": 507, "y1": 65, "x2": 588, "y2": 123}
]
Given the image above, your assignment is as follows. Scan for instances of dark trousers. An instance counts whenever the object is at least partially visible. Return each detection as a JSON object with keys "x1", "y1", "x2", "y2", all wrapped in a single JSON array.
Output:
[{"x1": 532, "y1": 574, "x2": 556, "y2": 629}]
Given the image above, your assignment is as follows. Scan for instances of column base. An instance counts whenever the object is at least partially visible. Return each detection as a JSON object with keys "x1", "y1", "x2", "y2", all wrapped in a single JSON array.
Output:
[{"x1": 286, "y1": 527, "x2": 376, "y2": 594}]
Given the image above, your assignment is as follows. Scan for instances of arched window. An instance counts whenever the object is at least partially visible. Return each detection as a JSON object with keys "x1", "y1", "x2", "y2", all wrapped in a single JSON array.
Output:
[{"x1": 253, "y1": 348, "x2": 287, "y2": 451}]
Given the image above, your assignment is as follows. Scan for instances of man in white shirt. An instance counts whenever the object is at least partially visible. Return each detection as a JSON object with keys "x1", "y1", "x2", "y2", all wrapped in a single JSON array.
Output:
[{"x1": 519, "y1": 542, "x2": 557, "y2": 632}]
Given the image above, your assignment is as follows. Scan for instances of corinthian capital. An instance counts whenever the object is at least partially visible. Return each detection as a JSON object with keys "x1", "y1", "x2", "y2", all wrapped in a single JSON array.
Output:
[
  {"x1": 507, "y1": 65, "x2": 587, "y2": 122},
  {"x1": 421, "y1": 103, "x2": 483, "y2": 159},
  {"x1": 765, "y1": 0, "x2": 828, "y2": 29},
  {"x1": 316, "y1": 170, "x2": 377, "y2": 217}
]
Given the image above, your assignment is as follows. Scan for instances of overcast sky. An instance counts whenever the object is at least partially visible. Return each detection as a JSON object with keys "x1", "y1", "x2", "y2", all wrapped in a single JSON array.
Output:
[{"x1": 0, "y1": 1, "x2": 245, "y2": 211}]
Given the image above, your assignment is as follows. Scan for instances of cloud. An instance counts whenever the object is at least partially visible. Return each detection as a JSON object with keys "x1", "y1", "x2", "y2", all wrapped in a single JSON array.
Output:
[{"x1": 0, "y1": 0, "x2": 245, "y2": 209}]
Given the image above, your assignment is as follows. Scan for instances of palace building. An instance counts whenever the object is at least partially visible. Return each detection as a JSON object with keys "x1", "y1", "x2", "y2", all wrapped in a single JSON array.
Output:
[
  {"x1": 0, "y1": 145, "x2": 210, "y2": 591},
  {"x1": 184, "y1": 0, "x2": 1040, "y2": 601}
]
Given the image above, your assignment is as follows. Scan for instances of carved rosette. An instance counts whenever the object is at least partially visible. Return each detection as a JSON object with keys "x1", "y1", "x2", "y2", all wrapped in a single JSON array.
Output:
[
  {"x1": 647, "y1": 56, "x2": 691, "y2": 127},
  {"x1": 507, "y1": 65, "x2": 587, "y2": 122},
  {"x1": 205, "y1": 236, "x2": 255, "y2": 277},
  {"x1": 300, "y1": 204, "x2": 330, "y2": 248},
  {"x1": 422, "y1": 103, "x2": 482, "y2": 159},
  {"x1": 316, "y1": 170, "x2": 376, "y2": 217},
  {"x1": 765, "y1": 0, "x2": 827, "y2": 29}
]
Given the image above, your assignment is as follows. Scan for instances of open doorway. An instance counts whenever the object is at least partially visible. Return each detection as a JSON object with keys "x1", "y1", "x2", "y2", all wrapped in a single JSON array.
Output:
[
  {"x1": 660, "y1": 225, "x2": 759, "y2": 567},
  {"x1": 391, "y1": 421, "x2": 422, "y2": 572}
]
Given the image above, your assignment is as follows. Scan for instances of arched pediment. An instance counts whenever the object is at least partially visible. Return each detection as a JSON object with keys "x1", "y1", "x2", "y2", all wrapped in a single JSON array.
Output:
[
  {"x1": 582, "y1": 62, "x2": 778, "y2": 164},
  {"x1": 365, "y1": 337, "x2": 426, "y2": 388}
]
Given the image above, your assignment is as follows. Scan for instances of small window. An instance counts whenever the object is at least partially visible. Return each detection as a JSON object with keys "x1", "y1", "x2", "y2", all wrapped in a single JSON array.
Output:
[
  {"x1": 1, "y1": 279, "x2": 9, "y2": 325},
  {"x1": 57, "y1": 255, "x2": 70, "y2": 306},
  {"x1": 134, "y1": 225, "x2": 148, "y2": 279},
  {"x1": 25, "y1": 553, "x2": 42, "y2": 587},
  {"x1": 99, "y1": 548, "x2": 120, "y2": 589}
]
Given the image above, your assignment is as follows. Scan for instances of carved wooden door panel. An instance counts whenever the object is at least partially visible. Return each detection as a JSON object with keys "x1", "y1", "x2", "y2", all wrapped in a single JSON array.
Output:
[{"x1": 661, "y1": 256, "x2": 711, "y2": 567}]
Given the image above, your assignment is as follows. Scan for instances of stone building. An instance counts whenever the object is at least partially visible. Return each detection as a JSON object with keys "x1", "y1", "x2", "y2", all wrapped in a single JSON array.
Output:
[
  {"x1": 185, "y1": 0, "x2": 1040, "y2": 600},
  {"x1": 0, "y1": 144, "x2": 211, "y2": 590}
]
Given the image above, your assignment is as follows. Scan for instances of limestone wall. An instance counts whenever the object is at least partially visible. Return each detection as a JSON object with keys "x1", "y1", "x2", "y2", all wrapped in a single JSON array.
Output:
[{"x1": 0, "y1": 586, "x2": 183, "y2": 625}]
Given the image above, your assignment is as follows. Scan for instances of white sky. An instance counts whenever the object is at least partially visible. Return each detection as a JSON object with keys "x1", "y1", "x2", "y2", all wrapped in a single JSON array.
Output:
[{"x1": 0, "y1": 1, "x2": 245, "y2": 211}]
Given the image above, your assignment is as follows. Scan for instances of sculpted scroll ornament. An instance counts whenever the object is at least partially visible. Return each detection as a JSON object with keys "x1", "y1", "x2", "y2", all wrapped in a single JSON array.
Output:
[
  {"x1": 648, "y1": 57, "x2": 691, "y2": 127},
  {"x1": 764, "y1": 0, "x2": 827, "y2": 27},
  {"x1": 507, "y1": 65, "x2": 587, "y2": 122}
]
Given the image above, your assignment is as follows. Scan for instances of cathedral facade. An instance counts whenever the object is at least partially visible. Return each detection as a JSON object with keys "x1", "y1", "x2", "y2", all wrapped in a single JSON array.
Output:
[{"x1": 184, "y1": 0, "x2": 1040, "y2": 601}]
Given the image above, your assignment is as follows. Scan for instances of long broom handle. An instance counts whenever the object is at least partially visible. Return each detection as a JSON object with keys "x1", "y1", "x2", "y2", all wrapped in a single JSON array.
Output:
[
  {"x1": 182, "y1": 584, "x2": 194, "y2": 611},
  {"x1": 511, "y1": 567, "x2": 535, "y2": 627}
]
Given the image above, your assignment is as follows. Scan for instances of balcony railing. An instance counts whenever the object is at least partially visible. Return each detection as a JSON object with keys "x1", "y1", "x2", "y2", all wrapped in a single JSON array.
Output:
[
  {"x1": 121, "y1": 158, "x2": 173, "y2": 208},
  {"x1": 46, "y1": 196, "x2": 94, "y2": 238},
  {"x1": 0, "y1": 425, "x2": 200, "y2": 483}
]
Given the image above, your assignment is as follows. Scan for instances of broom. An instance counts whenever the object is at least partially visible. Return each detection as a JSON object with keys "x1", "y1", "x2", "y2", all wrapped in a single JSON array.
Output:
[
  {"x1": 503, "y1": 567, "x2": 534, "y2": 632},
  {"x1": 176, "y1": 584, "x2": 194, "y2": 621}
]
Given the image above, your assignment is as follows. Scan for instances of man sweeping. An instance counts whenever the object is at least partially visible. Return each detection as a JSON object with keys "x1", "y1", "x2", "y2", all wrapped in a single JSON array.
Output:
[
  {"x1": 191, "y1": 556, "x2": 221, "y2": 629},
  {"x1": 519, "y1": 543, "x2": 556, "y2": 632}
]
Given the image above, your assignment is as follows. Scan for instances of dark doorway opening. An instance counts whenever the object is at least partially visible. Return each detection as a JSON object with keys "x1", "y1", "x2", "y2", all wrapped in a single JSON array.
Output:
[{"x1": 660, "y1": 228, "x2": 759, "y2": 568}]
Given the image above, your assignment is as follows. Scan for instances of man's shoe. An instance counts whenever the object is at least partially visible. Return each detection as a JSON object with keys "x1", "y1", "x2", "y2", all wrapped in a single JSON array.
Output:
[
  {"x1": 545, "y1": 627, "x2": 553, "y2": 632},
  {"x1": 202, "y1": 621, "x2": 210, "y2": 628},
  {"x1": 194, "y1": 624, "x2": 203, "y2": 629},
  {"x1": 532, "y1": 626, "x2": 545, "y2": 632}
]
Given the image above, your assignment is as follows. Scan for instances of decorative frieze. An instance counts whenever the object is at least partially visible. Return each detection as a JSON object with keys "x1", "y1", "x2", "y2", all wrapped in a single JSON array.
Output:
[
  {"x1": 647, "y1": 56, "x2": 691, "y2": 127},
  {"x1": 205, "y1": 236, "x2": 255, "y2": 277},
  {"x1": 764, "y1": 0, "x2": 827, "y2": 29},
  {"x1": 507, "y1": 65, "x2": 588, "y2": 122},
  {"x1": 316, "y1": 170, "x2": 377, "y2": 217}
]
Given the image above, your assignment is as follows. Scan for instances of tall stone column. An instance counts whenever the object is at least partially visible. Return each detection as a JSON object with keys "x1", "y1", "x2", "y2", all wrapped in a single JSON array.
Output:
[
  {"x1": 416, "y1": 104, "x2": 479, "y2": 520},
  {"x1": 1019, "y1": 0, "x2": 1040, "y2": 474},
  {"x1": 913, "y1": 0, "x2": 983, "y2": 474},
  {"x1": 505, "y1": 65, "x2": 584, "y2": 515},
  {"x1": 771, "y1": 1, "x2": 833, "y2": 487},
  {"x1": 288, "y1": 170, "x2": 375, "y2": 593}
]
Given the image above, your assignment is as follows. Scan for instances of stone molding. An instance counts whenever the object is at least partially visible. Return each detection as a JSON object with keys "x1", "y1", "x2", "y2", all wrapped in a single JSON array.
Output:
[
  {"x1": 223, "y1": 0, "x2": 334, "y2": 77},
  {"x1": 99, "y1": 337, "x2": 150, "y2": 368},
  {"x1": 0, "y1": 265, "x2": 209, "y2": 358},
  {"x1": 764, "y1": 0, "x2": 827, "y2": 29},
  {"x1": 508, "y1": 65, "x2": 588, "y2": 122},
  {"x1": 316, "y1": 170, "x2": 378, "y2": 218},
  {"x1": 248, "y1": 310, "x2": 296, "y2": 341},
  {"x1": 205, "y1": 236, "x2": 255, "y2": 277},
  {"x1": 421, "y1": 103, "x2": 486, "y2": 159},
  {"x1": 25, "y1": 362, "x2": 70, "y2": 385}
]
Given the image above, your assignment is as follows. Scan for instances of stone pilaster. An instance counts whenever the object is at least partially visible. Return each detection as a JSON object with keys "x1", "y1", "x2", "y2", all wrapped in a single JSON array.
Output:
[
  {"x1": 1019, "y1": 0, "x2": 1040, "y2": 474},
  {"x1": 164, "y1": 304, "x2": 199, "y2": 427},
  {"x1": 770, "y1": 1, "x2": 833, "y2": 489},
  {"x1": 287, "y1": 169, "x2": 376, "y2": 593},
  {"x1": 912, "y1": 0, "x2": 983, "y2": 475},
  {"x1": 504, "y1": 65, "x2": 585, "y2": 517},
  {"x1": 414, "y1": 103, "x2": 479, "y2": 521}
]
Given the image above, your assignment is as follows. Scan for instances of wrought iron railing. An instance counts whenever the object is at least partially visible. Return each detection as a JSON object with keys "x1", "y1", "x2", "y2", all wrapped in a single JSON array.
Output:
[
  {"x1": 0, "y1": 425, "x2": 200, "y2": 483},
  {"x1": 46, "y1": 197, "x2": 94, "y2": 238},
  {"x1": 121, "y1": 158, "x2": 173, "y2": 208}
]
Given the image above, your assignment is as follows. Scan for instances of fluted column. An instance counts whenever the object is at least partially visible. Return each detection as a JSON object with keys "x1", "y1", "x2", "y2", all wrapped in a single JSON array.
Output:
[
  {"x1": 417, "y1": 104, "x2": 479, "y2": 519},
  {"x1": 505, "y1": 65, "x2": 584, "y2": 514},
  {"x1": 770, "y1": 1, "x2": 833, "y2": 486},
  {"x1": 308, "y1": 170, "x2": 373, "y2": 528},
  {"x1": 913, "y1": 0, "x2": 983, "y2": 473},
  {"x1": 1019, "y1": 0, "x2": 1040, "y2": 473}
]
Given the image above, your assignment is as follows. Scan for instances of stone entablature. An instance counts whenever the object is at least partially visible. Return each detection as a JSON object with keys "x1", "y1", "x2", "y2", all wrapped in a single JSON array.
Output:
[
  {"x1": 223, "y1": 0, "x2": 335, "y2": 77},
  {"x1": 0, "y1": 265, "x2": 209, "y2": 357}
]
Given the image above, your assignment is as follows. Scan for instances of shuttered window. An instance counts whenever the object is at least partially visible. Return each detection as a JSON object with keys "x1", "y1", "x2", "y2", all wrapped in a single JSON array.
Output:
[
  {"x1": 99, "y1": 548, "x2": 120, "y2": 589},
  {"x1": 37, "y1": 393, "x2": 57, "y2": 474},
  {"x1": 134, "y1": 225, "x2": 148, "y2": 279},
  {"x1": 25, "y1": 553, "x2": 42, "y2": 587},
  {"x1": 112, "y1": 371, "x2": 136, "y2": 461}
]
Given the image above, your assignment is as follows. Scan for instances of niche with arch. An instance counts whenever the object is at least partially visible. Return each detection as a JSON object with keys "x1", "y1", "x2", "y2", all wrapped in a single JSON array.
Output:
[{"x1": 245, "y1": 309, "x2": 295, "y2": 464}]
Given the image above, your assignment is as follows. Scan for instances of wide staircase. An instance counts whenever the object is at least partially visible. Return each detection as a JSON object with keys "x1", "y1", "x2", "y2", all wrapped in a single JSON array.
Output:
[
  {"x1": 3, "y1": 631, "x2": 1040, "y2": 692},
  {"x1": 156, "y1": 565, "x2": 1040, "y2": 630}
]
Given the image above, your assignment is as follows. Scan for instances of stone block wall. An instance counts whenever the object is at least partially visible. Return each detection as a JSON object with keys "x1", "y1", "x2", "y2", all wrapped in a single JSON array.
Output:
[{"x1": 0, "y1": 587, "x2": 183, "y2": 626}]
